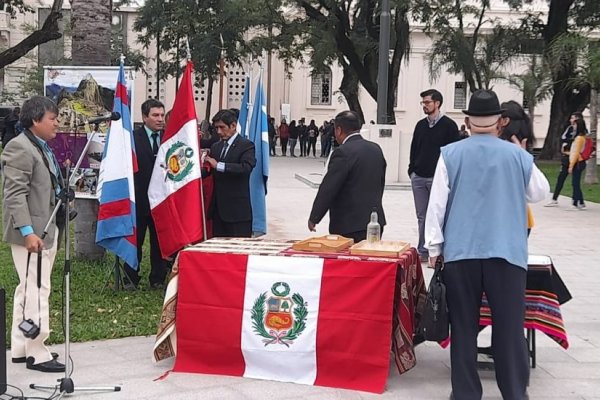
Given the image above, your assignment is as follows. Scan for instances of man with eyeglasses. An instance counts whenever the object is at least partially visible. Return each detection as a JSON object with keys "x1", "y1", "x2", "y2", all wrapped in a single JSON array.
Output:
[{"x1": 408, "y1": 89, "x2": 460, "y2": 263}]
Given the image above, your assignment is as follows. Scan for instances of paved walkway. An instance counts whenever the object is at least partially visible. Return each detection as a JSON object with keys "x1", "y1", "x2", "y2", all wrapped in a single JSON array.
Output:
[{"x1": 5, "y1": 155, "x2": 600, "y2": 399}]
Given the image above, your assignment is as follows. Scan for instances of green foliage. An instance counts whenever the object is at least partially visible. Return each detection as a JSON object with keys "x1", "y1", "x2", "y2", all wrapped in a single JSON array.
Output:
[
  {"x1": 504, "y1": 55, "x2": 553, "y2": 117},
  {"x1": 134, "y1": 0, "x2": 262, "y2": 83},
  {"x1": 414, "y1": 0, "x2": 527, "y2": 92},
  {"x1": 0, "y1": 0, "x2": 32, "y2": 16},
  {"x1": 283, "y1": 293, "x2": 307, "y2": 341},
  {"x1": 251, "y1": 292, "x2": 270, "y2": 338},
  {"x1": 547, "y1": 33, "x2": 600, "y2": 92}
]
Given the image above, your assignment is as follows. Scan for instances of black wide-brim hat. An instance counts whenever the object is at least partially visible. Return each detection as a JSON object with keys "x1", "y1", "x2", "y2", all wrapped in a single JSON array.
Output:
[{"x1": 463, "y1": 89, "x2": 506, "y2": 116}]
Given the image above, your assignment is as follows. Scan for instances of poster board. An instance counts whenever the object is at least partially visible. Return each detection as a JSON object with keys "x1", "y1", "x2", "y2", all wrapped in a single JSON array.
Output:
[{"x1": 43, "y1": 66, "x2": 135, "y2": 199}]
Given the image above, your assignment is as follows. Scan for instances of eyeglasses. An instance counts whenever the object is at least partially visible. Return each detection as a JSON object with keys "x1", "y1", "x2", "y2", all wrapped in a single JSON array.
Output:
[{"x1": 420, "y1": 100, "x2": 434, "y2": 106}]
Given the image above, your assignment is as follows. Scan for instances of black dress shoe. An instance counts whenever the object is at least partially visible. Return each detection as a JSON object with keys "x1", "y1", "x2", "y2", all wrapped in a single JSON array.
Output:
[
  {"x1": 26, "y1": 358, "x2": 65, "y2": 373},
  {"x1": 12, "y1": 352, "x2": 58, "y2": 364},
  {"x1": 150, "y1": 282, "x2": 165, "y2": 290}
]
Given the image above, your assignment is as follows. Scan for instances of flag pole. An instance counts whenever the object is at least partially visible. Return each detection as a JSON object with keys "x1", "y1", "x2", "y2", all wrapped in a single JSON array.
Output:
[
  {"x1": 187, "y1": 39, "x2": 208, "y2": 242},
  {"x1": 218, "y1": 34, "x2": 225, "y2": 110}
]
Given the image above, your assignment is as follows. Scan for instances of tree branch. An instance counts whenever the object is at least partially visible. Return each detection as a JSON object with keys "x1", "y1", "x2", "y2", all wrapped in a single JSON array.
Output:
[{"x1": 0, "y1": 0, "x2": 64, "y2": 69}]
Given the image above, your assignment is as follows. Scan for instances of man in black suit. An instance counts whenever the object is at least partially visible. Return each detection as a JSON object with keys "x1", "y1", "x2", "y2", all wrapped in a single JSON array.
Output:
[
  {"x1": 124, "y1": 99, "x2": 169, "y2": 289},
  {"x1": 205, "y1": 109, "x2": 256, "y2": 237},
  {"x1": 308, "y1": 111, "x2": 387, "y2": 242}
]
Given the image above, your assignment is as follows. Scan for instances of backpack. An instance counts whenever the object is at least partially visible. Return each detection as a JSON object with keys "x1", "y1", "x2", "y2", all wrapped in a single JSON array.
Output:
[{"x1": 580, "y1": 136, "x2": 595, "y2": 161}]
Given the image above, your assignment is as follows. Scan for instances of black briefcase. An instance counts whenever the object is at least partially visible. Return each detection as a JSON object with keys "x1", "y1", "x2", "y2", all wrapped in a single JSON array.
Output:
[{"x1": 417, "y1": 258, "x2": 449, "y2": 341}]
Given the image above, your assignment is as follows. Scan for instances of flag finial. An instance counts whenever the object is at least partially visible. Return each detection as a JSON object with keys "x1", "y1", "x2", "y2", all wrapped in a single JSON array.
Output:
[{"x1": 120, "y1": 54, "x2": 126, "y2": 65}]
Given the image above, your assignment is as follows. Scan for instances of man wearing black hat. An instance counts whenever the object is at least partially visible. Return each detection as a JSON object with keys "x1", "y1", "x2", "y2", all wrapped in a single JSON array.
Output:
[{"x1": 424, "y1": 90, "x2": 549, "y2": 400}]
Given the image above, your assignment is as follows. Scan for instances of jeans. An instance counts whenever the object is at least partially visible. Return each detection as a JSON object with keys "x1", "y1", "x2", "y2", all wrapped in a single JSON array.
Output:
[
  {"x1": 410, "y1": 173, "x2": 433, "y2": 255},
  {"x1": 572, "y1": 161, "x2": 586, "y2": 205},
  {"x1": 280, "y1": 137, "x2": 288, "y2": 155},
  {"x1": 299, "y1": 137, "x2": 307, "y2": 156},
  {"x1": 289, "y1": 138, "x2": 298, "y2": 156},
  {"x1": 322, "y1": 136, "x2": 332, "y2": 157}
]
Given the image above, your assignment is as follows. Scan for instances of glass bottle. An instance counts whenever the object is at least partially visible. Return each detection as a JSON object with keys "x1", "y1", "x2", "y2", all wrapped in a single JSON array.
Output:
[{"x1": 366, "y1": 208, "x2": 381, "y2": 243}]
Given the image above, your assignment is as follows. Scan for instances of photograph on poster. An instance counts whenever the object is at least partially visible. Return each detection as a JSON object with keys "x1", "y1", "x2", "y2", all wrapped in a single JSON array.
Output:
[{"x1": 43, "y1": 66, "x2": 135, "y2": 198}]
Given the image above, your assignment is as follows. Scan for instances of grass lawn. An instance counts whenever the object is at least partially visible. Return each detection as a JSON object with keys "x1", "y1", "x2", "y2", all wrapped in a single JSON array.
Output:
[
  {"x1": 537, "y1": 160, "x2": 600, "y2": 204},
  {"x1": 1, "y1": 234, "x2": 164, "y2": 347}
]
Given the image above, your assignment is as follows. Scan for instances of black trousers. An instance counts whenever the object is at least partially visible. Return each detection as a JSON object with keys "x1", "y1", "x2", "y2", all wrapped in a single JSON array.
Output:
[
  {"x1": 124, "y1": 214, "x2": 169, "y2": 286},
  {"x1": 307, "y1": 137, "x2": 317, "y2": 156},
  {"x1": 551, "y1": 155, "x2": 569, "y2": 200},
  {"x1": 280, "y1": 137, "x2": 288, "y2": 155},
  {"x1": 212, "y1": 211, "x2": 252, "y2": 238},
  {"x1": 444, "y1": 258, "x2": 529, "y2": 400}
]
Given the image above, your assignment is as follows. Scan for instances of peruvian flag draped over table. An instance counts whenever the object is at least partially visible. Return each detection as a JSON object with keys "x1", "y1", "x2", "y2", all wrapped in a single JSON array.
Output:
[
  {"x1": 95, "y1": 61, "x2": 138, "y2": 269},
  {"x1": 148, "y1": 61, "x2": 205, "y2": 258},
  {"x1": 174, "y1": 252, "x2": 398, "y2": 393}
]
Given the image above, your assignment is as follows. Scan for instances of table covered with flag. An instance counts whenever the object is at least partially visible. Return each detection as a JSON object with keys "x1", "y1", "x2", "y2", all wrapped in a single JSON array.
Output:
[{"x1": 153, "y1": 238, "x2": 426, "y2": 393}]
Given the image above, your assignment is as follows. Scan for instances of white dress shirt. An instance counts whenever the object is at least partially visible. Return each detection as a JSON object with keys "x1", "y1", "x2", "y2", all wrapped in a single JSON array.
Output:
[{"x1": 424, "y1": 153, "x2": 550, "y2": 257}]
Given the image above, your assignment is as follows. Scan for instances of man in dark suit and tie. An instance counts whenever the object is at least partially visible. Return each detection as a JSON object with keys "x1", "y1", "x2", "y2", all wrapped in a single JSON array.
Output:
[
  {"x1": 308, "y1": 110, "x2": 387, "y2": 242},
  {"x1": 124, "y1": 99, "x2": 169, "y2": 289},
  {"x1": 205, "y1": 109, "x2": 256, "y2": 237}
]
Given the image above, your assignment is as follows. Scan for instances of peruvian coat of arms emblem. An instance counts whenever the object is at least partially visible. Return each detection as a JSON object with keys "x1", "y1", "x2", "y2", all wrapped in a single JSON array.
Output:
[
  {"x1": 164, "y1": 141, "x2": 195, "y2": 182},
  {"x1": 251, "y1": 282, "x2": 307, "y2": 347}
]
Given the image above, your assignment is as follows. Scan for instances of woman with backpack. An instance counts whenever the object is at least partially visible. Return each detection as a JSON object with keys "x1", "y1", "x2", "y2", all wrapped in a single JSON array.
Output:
[{"x1": 567, "y1": 118, "x2": 588, "y2": 210}]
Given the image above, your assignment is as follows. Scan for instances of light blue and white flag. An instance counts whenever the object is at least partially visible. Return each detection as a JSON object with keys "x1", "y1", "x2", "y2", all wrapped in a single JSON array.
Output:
[
  {"x1": 247, "y1": 76, "x2": 269, "y2": 235},
  {"x1": 237, "y1": 75, "x2": 251, "y2": 137}
]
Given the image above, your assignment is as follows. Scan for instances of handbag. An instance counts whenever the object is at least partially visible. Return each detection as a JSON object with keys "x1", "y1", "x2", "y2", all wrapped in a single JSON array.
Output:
[{"x1": 417, "y1": 257, "x2": 449, "y2": 341}]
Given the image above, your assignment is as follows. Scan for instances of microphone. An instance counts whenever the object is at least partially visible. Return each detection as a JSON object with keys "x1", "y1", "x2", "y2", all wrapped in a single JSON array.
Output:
[{"x1": 78, "y1": 112, "x2": 121, "y2": 126}]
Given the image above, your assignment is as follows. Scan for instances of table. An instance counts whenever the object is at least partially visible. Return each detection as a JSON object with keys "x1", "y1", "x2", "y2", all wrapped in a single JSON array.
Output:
[
  {"x1": 153, "y1": 238, "x2": 426, "y2": 394},
  {"x1": 478, "y1": 255, "x2": 571, "y2": 368}
]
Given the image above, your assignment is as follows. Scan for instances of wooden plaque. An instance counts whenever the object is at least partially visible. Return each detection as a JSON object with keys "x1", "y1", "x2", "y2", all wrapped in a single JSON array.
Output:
[
  {"x1": 349, "y1": 240, "x2": 410, "y2": 258},
  {"x1": 291, "y1": 235, "x2": 354, "y2": 253}
]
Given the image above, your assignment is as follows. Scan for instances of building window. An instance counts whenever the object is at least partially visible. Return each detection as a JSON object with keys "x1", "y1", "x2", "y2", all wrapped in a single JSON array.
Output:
[
  {"x1": 311, "y1": 69, "x2": 331, "y2": 105},
  {"x1": 454, "y1": 82, "x2": 467, "y2": 109},
  {"x1": 518, "y1": 39, "x2": 544, "y2": 55}
]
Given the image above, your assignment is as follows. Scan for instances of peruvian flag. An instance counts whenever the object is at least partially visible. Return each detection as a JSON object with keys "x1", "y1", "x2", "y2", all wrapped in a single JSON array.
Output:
[
  {"x1": 174, "y1": 253, "x2": 397, "y2": 393},
  {"x1": 148, "y1": 61, "x2": 204, "y2": 258}
]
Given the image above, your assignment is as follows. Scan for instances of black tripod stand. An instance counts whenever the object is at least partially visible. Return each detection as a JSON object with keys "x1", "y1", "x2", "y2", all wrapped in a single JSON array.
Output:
[
  {"x1": 29, "y1": 147, "x2": 120, "y2": 397},
  {"x1": 102, "y1": 255, "x2": 137, "y2": 292}
]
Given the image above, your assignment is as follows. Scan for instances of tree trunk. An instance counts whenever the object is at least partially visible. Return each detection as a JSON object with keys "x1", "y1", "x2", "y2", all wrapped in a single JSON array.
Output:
[
  {"x1": 539, "y1": 83, "x2": 589, "y2": 159},
  {"x1": 70, "y1": 0, "x2": 112, "y2": 260},
  {"x1": 0, "y1": 0, "x2": 64, "y2": 69},
  {"x1": 539, "y1": 0, "x2": 580, "y2": 160},
  {"x1": 205, "y1": 76, "x2": 214, "y2": 120},
  {"x1": 71, "y1": 0, "x2": 112, "y2": 66},
  {"x1": 339, "y1": 67, "x2": 364, "y2": 124},
  {"x1": 584, "y1": 88, "x2": 598, "y2": 184}
]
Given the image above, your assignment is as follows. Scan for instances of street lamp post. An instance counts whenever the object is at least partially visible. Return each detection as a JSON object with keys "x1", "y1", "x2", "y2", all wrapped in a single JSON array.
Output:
[{"x1": 376, "y1": 0, "x2": 391, "y2": 124}]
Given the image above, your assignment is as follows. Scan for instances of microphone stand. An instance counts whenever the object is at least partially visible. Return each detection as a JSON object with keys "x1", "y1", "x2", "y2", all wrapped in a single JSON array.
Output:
[{"x1": 30, "y1": 132, "x2": 121, "y2": 397}]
